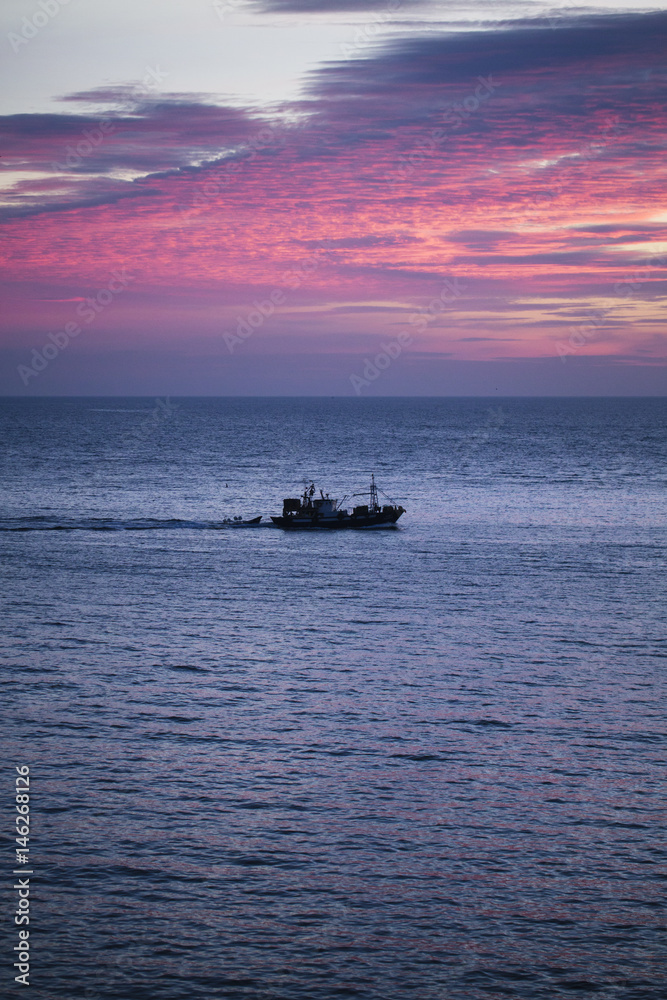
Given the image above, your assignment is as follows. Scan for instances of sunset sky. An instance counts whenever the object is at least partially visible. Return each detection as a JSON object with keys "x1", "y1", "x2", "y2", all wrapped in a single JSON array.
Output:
[{"x1": 1, "y1": 0, "x2": 665, "y2": 395}]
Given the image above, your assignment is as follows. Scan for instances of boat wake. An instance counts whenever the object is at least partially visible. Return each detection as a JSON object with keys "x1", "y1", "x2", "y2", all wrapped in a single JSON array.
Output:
[{"x1": 0, "y1": 516, "x2": 267, "y2": 533}]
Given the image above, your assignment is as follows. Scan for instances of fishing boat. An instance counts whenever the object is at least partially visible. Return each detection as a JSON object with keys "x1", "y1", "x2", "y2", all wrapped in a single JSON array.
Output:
[{"x1": 271, "y1": 475, "x2": 404, "y2": 530}]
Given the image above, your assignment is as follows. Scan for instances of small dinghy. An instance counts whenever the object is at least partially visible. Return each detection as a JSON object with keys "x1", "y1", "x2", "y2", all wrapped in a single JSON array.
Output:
[{"x1": 221, "y1": 515, "x2": 262, "y2": 526}]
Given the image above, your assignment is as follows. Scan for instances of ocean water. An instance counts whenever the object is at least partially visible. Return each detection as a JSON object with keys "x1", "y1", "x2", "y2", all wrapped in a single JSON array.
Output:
[{"x1": 1, "y1": 396, "x2": 665, "y2": 1000}]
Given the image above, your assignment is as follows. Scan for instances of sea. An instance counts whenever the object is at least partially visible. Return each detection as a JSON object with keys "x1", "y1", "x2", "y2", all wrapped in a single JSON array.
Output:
[{"x1": 1, "y1": 396, "x2": 665, "y2": 1000}]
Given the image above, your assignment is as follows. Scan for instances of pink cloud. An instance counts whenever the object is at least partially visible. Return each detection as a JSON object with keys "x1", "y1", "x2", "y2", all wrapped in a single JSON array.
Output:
[{"x1": 1, "y1": 11, "x2": 666, "y2": 392}]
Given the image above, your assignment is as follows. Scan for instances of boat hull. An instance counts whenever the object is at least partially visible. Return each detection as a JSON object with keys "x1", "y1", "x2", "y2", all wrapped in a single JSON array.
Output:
[{"x1": 271, "y1": 510, "x2": 403, "y2": 530}]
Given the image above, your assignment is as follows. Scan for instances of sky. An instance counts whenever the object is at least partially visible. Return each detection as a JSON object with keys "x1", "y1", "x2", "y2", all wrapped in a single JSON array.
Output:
[{"x1": 1, "y1": 0, "x2": 666, "y2": 395}]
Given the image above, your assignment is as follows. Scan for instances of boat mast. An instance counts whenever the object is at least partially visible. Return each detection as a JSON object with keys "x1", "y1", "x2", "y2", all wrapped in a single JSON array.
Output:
[{"x1": 370, "y1": 472, "x2": 378, "y2": 510}]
